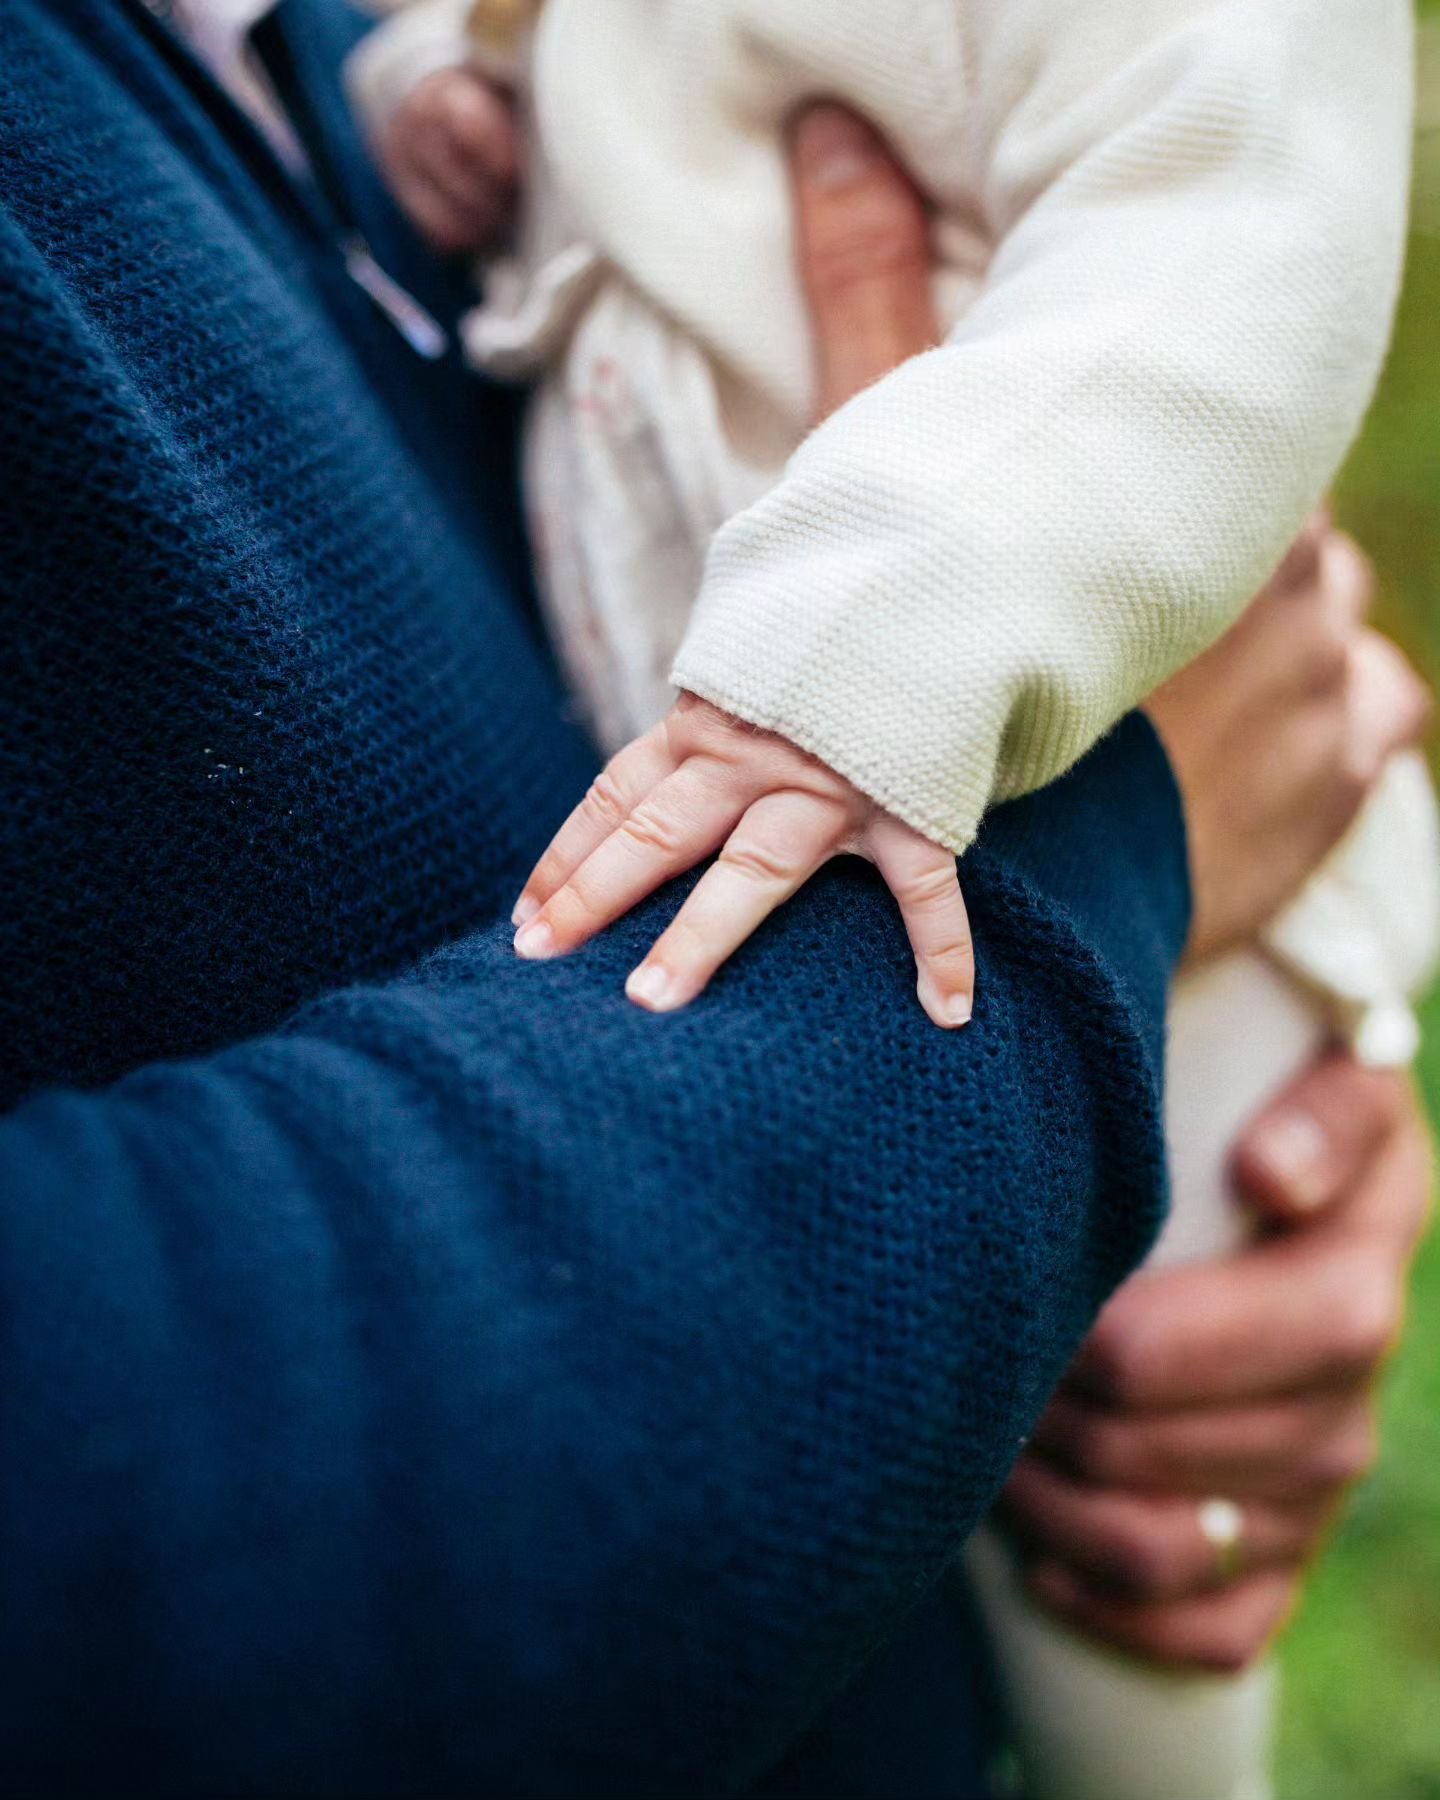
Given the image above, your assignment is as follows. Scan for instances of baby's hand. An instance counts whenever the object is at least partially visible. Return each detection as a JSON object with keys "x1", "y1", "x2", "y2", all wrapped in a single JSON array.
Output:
[
  {"x1": 513, "y1": 695, "x2": 975, "y2": 1027},
  {"x1": 376, "y1": 67, "x2": 520, "y2": 257}
]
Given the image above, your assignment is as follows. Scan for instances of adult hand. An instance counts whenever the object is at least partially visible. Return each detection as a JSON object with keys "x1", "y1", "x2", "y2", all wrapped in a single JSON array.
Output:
[
  {"x1": 1146, "y1": 524, "x2": 1431, "y2": 961},
  {"x1": 1000, "y1": 1055, "x2": 1433, "y2": 1670},
  {"x1": 376, "y1": 67, "x2": 520, "y2": 257}
]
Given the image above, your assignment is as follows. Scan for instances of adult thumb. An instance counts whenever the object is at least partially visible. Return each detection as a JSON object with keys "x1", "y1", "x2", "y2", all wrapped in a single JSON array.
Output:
[
  {"x1": 788, "y1": 104, "x2": 939, "y2": 423},
  {"x1": 1232, "y1": 1052, "x2": 1412, "y2": 1227}
]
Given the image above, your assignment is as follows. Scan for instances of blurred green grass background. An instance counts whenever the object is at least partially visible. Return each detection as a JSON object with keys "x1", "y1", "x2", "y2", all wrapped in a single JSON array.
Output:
[{"x1": 1275, "y1": 11, "x2": 1440, "y2": 1796}]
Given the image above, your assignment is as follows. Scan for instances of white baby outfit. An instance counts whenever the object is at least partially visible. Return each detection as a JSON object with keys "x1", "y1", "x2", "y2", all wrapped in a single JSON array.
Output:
[{"x1": 351, "y1": 5, "x2": 1438, "y2": 1798}]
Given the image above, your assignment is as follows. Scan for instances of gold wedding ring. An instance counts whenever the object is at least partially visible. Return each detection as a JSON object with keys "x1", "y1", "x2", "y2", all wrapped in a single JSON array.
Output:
[{"x1": 1197, "y1": 1496, "x2": 1247, "y2": 1585}]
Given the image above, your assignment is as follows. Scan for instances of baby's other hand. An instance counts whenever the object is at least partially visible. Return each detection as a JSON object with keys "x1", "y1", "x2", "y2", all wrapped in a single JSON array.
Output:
[
  {"x1": 513, "y1": 695, "x2": 975, "y2": 1028},
  {"x1": 377, "y1": 67, "x2": 520, "y2": 257}
]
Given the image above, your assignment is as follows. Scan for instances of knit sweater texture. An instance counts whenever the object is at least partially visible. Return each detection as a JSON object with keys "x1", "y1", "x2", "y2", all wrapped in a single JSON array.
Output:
[
  {"x1": 357, "y1": 0, "x2": 1411, "y2": 851},
  {"x1": 0, "y1": 2, "x2": 1188, "y2": 1793}
]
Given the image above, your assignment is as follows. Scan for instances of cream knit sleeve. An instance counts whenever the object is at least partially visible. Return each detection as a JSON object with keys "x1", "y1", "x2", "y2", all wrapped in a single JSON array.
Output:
[{"x1": 671, "y1": 0, "x2": 1414, "y2": 853}]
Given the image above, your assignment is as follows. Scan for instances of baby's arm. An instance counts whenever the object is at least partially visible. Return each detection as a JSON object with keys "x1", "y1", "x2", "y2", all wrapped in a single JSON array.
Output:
[
  {"x1": 348, "y1": 15, "x2": 975, "y2": 1026},
  {"x1": 517, "y1": 1, "x2": 1410, "y2": 1025},
  {"x1": 513, "y1": 117, "x2": 977, "y2": 1029},
  {"x1": 670, "y1": 0, "x2": 1413, "y2": 855}
]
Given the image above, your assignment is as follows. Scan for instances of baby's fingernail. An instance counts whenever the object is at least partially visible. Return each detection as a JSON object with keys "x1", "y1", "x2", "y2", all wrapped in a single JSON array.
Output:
[
  {"x1": 512, "y1": 893, "x2": 541, "y2": 927},
  {"x1": 919, "y1": 977, "x2": 972, "y2": 1029},
  {"x1": 626, "y1": 964, "x2": 676, "y2": 1012},
  {"x1": 1246, "y1": 1110, "x2": 1330, "y2": 1209},
  {"x1": 514, "y1": 919, "x2": 557, "y2": 960}
]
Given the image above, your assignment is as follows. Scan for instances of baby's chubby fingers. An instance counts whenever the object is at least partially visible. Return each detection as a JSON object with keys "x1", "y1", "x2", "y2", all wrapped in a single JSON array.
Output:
[
  {"x1": 866, "y1": 818, "x2": 974, "y2": 1028},
  {"x1": 516, "y1": 762, "x2": 753, "y2": 961},
  {"x1": 515, "y1": 695, "x2": 976, "y2": 1021},
  {"x1": 626, "y1": 791, "x2": 848, "y2": 1012},
  {"x1": 378, "y1": 67, "x2": 521, "y2": 257},
  {"x1": 515, "y1": 727, "x2": 678, "y2": 925},
  {"x1": 427, "y1": 71, "x2": 523, "y2": 193}
]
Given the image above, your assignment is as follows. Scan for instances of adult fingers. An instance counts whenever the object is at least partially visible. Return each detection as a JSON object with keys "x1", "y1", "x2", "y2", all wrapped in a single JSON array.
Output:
[
  {"x1": 1345, "y1": 630, "x2": 1433, "y2": 778},
  {"x1": 515, "y1": 728, "x2": 678, "y2": 921},
  {"x1": 626, "y1": 791, "x2": 849, "y2": 1012},
  {"x1": 1178, "y1": 528, "x2": 1379, "y2": 725},
  {"x1": 1068, "y1": 1228, "x2": 1405, "y2": 1410},
  {"x1": 1266, "y1": 510, "x2": 1329, "y2": 596},
  {"x1": 1027, "y1": 1386, "x2": 1377, "y2": 1502},
  {"x1": 1026, "y1": 1564, "x2": 1299, "y2": 1674},
  {"x1": 1315, "y1": 527, "x2": 1375, "y2": 628},
  {"x1": 515, "y1": 762, "x2": 744, "y2": 960},
  {"x1": 788, "y1": 104, "x2": 940, "y2": 423},
  {"x1": 1001, "y1": 1459, "x2": 1333, "y2": 1604},
  {"x1": 866, "y1": 817, "x2": 974, "y2": 1028},
  {"x1": 1233, "y1": 1054, "x2": 1414, "y2": 1226}
]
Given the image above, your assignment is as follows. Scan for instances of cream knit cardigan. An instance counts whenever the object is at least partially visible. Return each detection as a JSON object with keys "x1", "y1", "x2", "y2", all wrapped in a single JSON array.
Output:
[{"x1": 354, "y1": 0, "x2": 1413, "y2": 855}]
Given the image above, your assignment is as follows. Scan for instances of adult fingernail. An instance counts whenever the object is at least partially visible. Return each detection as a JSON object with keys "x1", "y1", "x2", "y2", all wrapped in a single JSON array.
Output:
[
  {"x1": 1245, "y1": 1110, "x2": 1330, "y2": 1209},
  {"x1": 944, "y1": 993, "x2": 973, "y2": 1028},
  {"x1": 794, "y1": 106, "x2": 881, "y2": 191},
  {"x1": 514, "y1": 919, "x2": 556, "y2": 960},
  {"x1": 626, "y1": 964, "x2": 676, "y2": 1012},
  {"x1": 512, "y1": 893, "x2": 541, "y2": 927}
]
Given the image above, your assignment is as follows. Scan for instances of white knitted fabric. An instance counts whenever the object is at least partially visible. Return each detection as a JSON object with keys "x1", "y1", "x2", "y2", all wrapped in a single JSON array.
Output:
[
  {"x1": 354, "y1": 0, "x2": 1412, "y2": 851},
  {"x1": 349, "y1": 0, "x2": 1433, "y2": 1053}
]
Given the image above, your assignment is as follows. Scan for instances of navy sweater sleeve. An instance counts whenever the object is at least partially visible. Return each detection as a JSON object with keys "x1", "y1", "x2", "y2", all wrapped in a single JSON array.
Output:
[
  {"x1": 0, "y1": 718, "x2": 1187, "y2": 1799},
  {"x1": 0, "y1": 8, "x2": 1189, "y2": 1788}
]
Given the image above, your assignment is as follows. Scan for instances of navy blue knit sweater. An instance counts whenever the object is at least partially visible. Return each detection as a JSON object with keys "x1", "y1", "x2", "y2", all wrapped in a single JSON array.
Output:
[{"x1": 0, "y1": 2, "x2": 1190, "y2": 1793}]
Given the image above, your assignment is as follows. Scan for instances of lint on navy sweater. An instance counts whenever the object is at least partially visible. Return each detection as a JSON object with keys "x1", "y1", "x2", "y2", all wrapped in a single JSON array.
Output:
[{"x1": 0, "y1": 1, "x2": 1189, "y2": 1793}]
